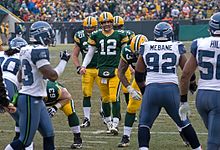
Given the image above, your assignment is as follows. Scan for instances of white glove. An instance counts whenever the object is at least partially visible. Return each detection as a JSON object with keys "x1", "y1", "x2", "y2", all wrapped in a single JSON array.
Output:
[
  {"x1": 47, "y1": 106, "x2": 58, "y2": 118},
  {"x1": 127, "y1": 85, "x2": 141, "y2": 100},
  {"x1": 179, "y1": 102, "x2": 190, "y2": 121}
]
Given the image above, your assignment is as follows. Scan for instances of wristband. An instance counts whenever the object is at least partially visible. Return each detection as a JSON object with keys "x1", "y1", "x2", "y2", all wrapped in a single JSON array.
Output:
[{"x1": 180, "y1": 94, "x2": 188, "y2": 102}]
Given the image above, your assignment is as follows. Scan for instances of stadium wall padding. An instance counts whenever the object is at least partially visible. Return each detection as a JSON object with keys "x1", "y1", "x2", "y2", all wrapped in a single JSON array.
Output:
[
  {"x1": 15, "y1": 20, "x2": 209, "y2": 43},
  {"x1": 179, "y1": 24, "x2": 209, "y2": 41}
]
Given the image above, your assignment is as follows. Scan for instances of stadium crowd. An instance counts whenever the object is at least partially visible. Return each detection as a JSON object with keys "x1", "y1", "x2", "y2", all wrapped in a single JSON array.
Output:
[{"x1": 0, "y1": 0, "x2": 219, "y2": 22}]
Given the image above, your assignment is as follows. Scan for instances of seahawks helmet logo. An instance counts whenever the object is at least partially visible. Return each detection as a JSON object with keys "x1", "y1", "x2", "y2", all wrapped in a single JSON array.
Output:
[{"x1": 103, "y1": 71, "x2": 110, "y2": 76}]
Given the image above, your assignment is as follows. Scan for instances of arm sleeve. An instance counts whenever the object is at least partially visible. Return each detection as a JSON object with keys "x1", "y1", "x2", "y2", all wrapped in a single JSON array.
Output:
[
  {"x1": 191, "y1": 40, "x2": 198, "y2": 57},
  {"x1": 82, "y1": 45, "x2": 96, "y2": 67}
]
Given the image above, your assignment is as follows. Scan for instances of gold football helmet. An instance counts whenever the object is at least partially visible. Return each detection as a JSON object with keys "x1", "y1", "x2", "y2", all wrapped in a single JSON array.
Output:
[
  {"x1": 83, "y1": 16, "x2": 98, "y2": 34},
  {"x1": 99, "y1": 12, "x2": 114, "y2": 23},
  {"x1": 113, "y1": 16, "x2": 124, "y2": 26},
  {"x1": 130, "y1": 34, "x2": 148, "y2": 52}
]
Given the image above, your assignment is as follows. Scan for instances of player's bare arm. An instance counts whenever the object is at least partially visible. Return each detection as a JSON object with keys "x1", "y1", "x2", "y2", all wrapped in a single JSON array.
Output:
[
  {"x1": 39, "y1": 65, "x2": 58, "y2": 81},
  {"x1": 118, "y1": 59, "x2": 130, "y2": 87},
  {"x1": 180, "y1": 54, "x2": 197, "y2": 95},
  {"x1": 135, "y1": 55, "x2": 146, "y2": 93},
  {"x1": 179, "y1": 54, "x2": 187, "y2": 70},
  {"x1": 72, "y1": 44, "x2": 81, "y2": 68}
]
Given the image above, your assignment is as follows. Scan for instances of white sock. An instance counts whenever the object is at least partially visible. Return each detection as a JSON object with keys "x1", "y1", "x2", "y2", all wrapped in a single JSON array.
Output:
[
  {"x1": 83, "y1": 107, "x2": 91, "y2": 120},
  {"x1": 71, "y1": 125, "x2": 81, "y2": 133},
  {"x1": 124, "y1": 126, "x2": 132, "y2": 137},
  {"x1": 193, "y1": 146, "x2": 202, "y2": 150},
  {"x1": 99, "y1": 98, "x2": 103, "y2": 112},
  {"x1": 25, "y1": 142, "x2": 34, "y2": 150},
  {"x1": 139, "y1": 147, "x2": 149, "y2": 150},
  {"x1": 15, "y1": 126, "x2": 20, "y2": 132},
  {"x1": 4, "y1": 144, "x2": 14, "y2": 150},
  {"x1": 112, "y1": 117, "x2": 119, "y2": 128}
]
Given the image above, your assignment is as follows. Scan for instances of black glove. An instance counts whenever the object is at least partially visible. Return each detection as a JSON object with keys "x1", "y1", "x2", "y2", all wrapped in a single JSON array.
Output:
[
  {"x1": 76, "y1": 66, "x2": 81, "y2": 74},
  {"x1": 189, "y1": 81, "x2": 197, "y2": 94},
  {"x1": 60, "y1": 50, "x2": 70, "y2": 62}
]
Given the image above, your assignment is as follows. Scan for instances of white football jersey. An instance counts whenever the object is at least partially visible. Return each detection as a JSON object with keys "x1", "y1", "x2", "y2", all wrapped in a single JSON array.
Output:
[
  {"x1": 19, "y1": 44, "x2": 50, "y2": 97},
  {"x1": 140, "y1": 41, "x2": 186, "y2": 85},
  {"x1": 191, "y1": 36, "x2": 220, "y2": 91},
  {"x1": 0, "y1": 51, "x2": 20, "y2": 88}
]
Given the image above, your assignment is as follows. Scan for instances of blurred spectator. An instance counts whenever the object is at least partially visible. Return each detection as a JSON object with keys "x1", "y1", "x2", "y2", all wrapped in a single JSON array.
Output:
[{"x1": 1, "y1": 0, "x2": 218, "y2": 22}]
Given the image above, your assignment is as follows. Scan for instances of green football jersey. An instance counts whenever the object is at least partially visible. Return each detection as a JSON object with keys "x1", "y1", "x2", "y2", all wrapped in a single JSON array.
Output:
[
  {"x1": 74, "y1": 30, "x2": 98, "y2": 68},
  {"x1": 45, "y1": 80, "x2": 63, "y2": 106},
  {"x1": 88, "y1": 29, "x2": 129, "y2": 68},
  {"x1": 125, "y1": 29, "x2": 135, "y2": 44},
  {"x1": 121, "y1": 45, "x2": 137, "y2": 67}
]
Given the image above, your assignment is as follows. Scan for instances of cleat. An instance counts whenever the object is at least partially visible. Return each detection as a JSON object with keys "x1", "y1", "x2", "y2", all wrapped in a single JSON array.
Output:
[
  {"x1": 110, "y1": 127, "x2": 119, "y2": 136},
  {"x1": 118, "y1": 135, "x2": 130, "y2": 147},
  {"x1": 71, "y1": 137, "x2": 82, "y2": 149},
  {"x1": 80, "y1": 118, "x2": 90, "y2": 128},
  {"x1": 106, "y1": 121, "x2": 113, "y2": 134}
]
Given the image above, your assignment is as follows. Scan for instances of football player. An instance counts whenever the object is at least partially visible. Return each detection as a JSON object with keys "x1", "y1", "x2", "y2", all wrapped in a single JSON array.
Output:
[
  {"x1": 135, "y1": 22, "x2": 201, "y2": 150},
  {"x1": 117, "y1": 34, "x2": 146, "y2": 147},
  {"x1": 80, "y1": 12, "x2": 129, "y2": 135},
  {"x1": 0, "y1": 65, "x2": 16, "y2": 113},
  {"x1": 180, "y1": 12, "x2": 220, "y2": 150},
  {"x1": 113, "y1": 16, "x2": 135, "y2": 110},
  {"x1": 5, "y1": 21, "x2": 70, "y2": 150},
  {"x1": 72, "y1": 16, "x2": 101, "y2": 128},
  {"x1": 0, "y1": 37, "x2": 27, "y2": 141},
  {"x1": 45, "y1": 80, "x2": 82, "y2": 149}
]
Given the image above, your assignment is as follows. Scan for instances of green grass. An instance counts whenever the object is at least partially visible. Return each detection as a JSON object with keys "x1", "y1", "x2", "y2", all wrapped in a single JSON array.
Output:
[{"x1": 0, "y1": 43, "x2": 207, "y2": 150}]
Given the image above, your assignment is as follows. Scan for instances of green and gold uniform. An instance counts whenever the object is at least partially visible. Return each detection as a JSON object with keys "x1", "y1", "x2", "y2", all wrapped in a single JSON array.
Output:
[
  {"x1": 88, "y1": 29, "x2": 129, "y2": 104},
  {"x1": 121, "y1": 45, "x2": 141, "y2": 114},
  {"x1": 74, "y1": 30, "x2": 101, "y2": 97},
  {"x1": 44, "y1": 80, "x2": 76, "y2": 116},
  {"x1": 121, "y1": 29, "x2": 135, "y2": 95}
]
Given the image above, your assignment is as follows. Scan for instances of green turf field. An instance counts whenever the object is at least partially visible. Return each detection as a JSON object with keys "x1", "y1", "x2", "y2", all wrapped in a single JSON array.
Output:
[{"x1": 0, "y1": 43, "x2": 207, "y2": 150}]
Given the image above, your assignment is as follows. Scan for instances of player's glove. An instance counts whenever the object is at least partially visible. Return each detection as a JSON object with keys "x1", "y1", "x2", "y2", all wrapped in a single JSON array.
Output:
[
  {"x1": 189, "y1": 81, "x2": 197, "y2": 94},
  {"x1": 179, "y1": 102, "x2": 190, "y2": 121},
  {"x1": 76, "y1": 66, "x2": 81, "y2": 74},
  {"x1": 127, "y1": 85, "x2": 141, "y2": 100},
  {"x1": 60, "y1": 50, "x2": 70, "y2": 62},
  {"x1": 47, "y1": 106, "x2": 58, "y2": 118}
]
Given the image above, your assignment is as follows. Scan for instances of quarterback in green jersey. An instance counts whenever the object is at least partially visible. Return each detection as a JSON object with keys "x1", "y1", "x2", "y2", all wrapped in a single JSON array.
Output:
[
  {"x1": 44, "y1": 80, "x2": 82, "y2": 149},
  {"x1": 80, "y1": 12, "x2": 129, "y2": 135},
  {"x1": 72, "y1": 16, "x2": 103, "y2": 128}
]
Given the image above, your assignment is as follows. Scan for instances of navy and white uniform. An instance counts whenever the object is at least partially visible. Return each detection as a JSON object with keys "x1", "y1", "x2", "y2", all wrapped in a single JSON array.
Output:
[
  {"x1": 139, "y1": 41, "x2": 190, "y2": 129},
  {"x1": 191, "y1": 37, "x2": 220, "y2": 148},
  {"x1": 17, "y1": 44, "x2": 54, "y2": 146},
  {"x1": 0, "y1": 51, "x2": 20, "y2": 124}
]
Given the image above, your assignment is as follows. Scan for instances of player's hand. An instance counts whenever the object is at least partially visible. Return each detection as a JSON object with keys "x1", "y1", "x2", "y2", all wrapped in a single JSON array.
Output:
[
  {"x1": 189, "y1": 81, "x2": 197, "y2": 94},
  {"x1": 60, "y1": 50, "x2": 70, "y2": 62},
  {"x1": 79, "y1": 66, "x2": 86, "y2": 75},
  {"x1": 179, "y1": 102, "x2": 190, "y2": 121},
  {"x1": 3, "y1": 103, "x2": 17, "y2": 113},
  {"x1": 47, "y1": 106, "x2": 58, "y2": 118},
  {"x1": 127, "y1": 85, "x2": 141, "y2": 100}
]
